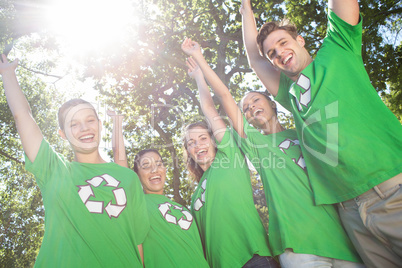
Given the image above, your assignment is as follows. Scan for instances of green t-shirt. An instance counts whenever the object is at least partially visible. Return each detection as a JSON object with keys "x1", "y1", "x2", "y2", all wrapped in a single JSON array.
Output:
[
  {"x1": 142, "y1": 194, "x2": 209, "y2": 268},
  {"x1": 234, "y1": 119, "x2": 361, "y2": 262},
  {"x1": 25, "y1": 139, "x2": 149, "y2": 267},
  {"x1": 275, "y1": 10, "x2": 402, "y2": 204},
  {"x1": 190, "y1": 129, "x2": 272, "y2": 268}
]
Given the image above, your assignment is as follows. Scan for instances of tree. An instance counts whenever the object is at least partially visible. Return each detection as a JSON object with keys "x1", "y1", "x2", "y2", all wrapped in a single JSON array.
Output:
[
  {"x1": 83, "y1": 0, "x2": 286, "y2": 206},
  {"x1": 0, "y1": 2, "x2": 77, "y2": 264},
  {"x1": 0, "y1": 55, "x2": 71, "y2": 266},
  {"x1": 0, "y1": 0, "x2": 401, "y2": 266},
  {"x1": 90, "y1": 0, "x2": 401, "y2": 205},
  {"x1": 382, "y1": 44, "x2": 402, "y2": 122}
]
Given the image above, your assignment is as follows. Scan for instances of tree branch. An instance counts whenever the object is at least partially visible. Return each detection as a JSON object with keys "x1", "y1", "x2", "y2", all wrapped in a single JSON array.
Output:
[
  {"x1": 375, "y1": 7, "x2": 402, "y2": 17},
  {"x1": 227, "y1": 66, "x2": 253, "y2": 79},
  {"x1": 152, "y1": 121, "x2": 185, "y2": 205},
  {"x1": 0, "y1": 150, "x2": 23, "y2": 164},
  {"x1": 19, "y1": 64, "x2": 64, "y2": 79}
]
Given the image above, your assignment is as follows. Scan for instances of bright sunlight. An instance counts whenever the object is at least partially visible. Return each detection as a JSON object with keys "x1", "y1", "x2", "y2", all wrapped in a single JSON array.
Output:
[{"x1": 45, "y1": 0, "x2": 140, "y2": 55}]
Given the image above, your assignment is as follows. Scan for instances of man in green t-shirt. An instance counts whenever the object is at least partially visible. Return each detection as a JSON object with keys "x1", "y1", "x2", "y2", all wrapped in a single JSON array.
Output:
[
  {"x1": 0, "y1": 55, "x2": 149, "y2": 267},
  {"x1": 240, "y1": 0, "x2": 402, "y2": 267}
]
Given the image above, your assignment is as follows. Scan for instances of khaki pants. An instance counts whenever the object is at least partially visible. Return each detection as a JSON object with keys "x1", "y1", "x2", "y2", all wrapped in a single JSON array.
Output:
[
  {"x1": 338, "y1": 174, "x2": 402, "y2": 268},
  {"x1": 279, "y1": 249, "x2": 366, "y2": 267}
]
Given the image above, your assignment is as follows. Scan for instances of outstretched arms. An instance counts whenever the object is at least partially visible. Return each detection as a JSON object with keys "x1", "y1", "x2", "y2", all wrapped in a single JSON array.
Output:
[
  {"x1": 108, "y1": 110, "x2": 128, "y2": 168},
  {"x1": 240, "y1": 0, "x2": 281, "y2": 97},
  {"x1": 329, "y1": 0, "x2": 359, "y2": 26},
  {"x1": 0, "y1": 54, "x2": 43, "y2": 162},
  {"x1": 184, "y1": 54, "x2": 227, "y2": 143},
  {"x1": 181, "y1": 38, "x2": 246, "y2": 138}
]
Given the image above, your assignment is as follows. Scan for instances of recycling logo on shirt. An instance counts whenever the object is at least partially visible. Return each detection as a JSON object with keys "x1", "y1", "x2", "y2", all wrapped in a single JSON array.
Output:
[
  {"x1": 77, "y1": 174, "x2": 127, "y2": 219},
  {"x1": 295, "y1": 73, "x2": 311, "y2": 111},
  {"x1": 158, "y1": 202, "x2": 193, "y2": 230},
  {"x1": 193, "y1": 178, "x2": 207, "y2": 211},
  {"x1": 278, "y1": 139, "x2": 306, "y2": 170}
]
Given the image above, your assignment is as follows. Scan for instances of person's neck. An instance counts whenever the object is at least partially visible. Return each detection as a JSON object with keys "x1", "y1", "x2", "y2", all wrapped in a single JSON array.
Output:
[
  {"x1": 262, "y1": 117, "x2": 285, "y2": 135},
  {"x1": 148, "y1": 191, "x2": 164, "y2": 195},
  {"x1": 74, "y1": 151, "x2": 107, "y2": 164},
  {"x1": 200, "y1": 160, "x2": 213, "y2": 172},
  {"x1": 290, "y1": 56, "x2": 313, "y2": 82}
]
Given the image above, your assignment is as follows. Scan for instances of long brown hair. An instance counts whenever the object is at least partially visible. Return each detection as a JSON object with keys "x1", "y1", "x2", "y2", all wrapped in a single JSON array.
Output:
[{"x1": 182, "y1": 121, "x2": 217, "y2": 183}]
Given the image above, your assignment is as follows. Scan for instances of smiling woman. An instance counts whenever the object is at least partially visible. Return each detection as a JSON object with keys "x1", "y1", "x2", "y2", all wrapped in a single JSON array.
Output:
[{"x1": 45, "y1": 0, "x2": 139, "y2": 54}]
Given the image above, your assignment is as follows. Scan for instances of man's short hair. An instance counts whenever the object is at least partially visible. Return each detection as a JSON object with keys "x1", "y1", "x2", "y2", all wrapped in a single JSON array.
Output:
[{"x1": 256, "y1": 19, "x2": 298, "y2": 60}]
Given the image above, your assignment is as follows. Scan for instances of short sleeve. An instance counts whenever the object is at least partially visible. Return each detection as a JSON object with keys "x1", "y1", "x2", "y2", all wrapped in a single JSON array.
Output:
[
  {"x1": 215, "y1": 127, "x2": 241, "y2": 157},
  {"x1": 326, "y1": 9, "x2": 363, "y2": 56},
  {"x1": 24, "y1": 138, "x2": 69, "y2": 188},
  {"x1": 275, "y1": 72, "x2": 294, "y2": 111},
  {"x1": 230, "y1": 116, "x2": 265, "y2": 163}
]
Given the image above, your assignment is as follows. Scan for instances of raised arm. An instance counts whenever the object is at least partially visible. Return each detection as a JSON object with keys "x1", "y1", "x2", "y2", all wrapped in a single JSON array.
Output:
[
  {"x1": 0, "y1": 54, "x2": 43, "y2": 162},
  {"x1": 184, "y1": 55, "x2": 226, "y2": 143},
  {"x1": 181, "y1": 38, "x2": 246, "y2": 138},
  {"x1": 240, "y1": 0, "x2": 280, "y2": 96},
  {"x1": 328, "y1": 0, "x2": 359, "y2": 26},
  {"x1": 107, "y1": 110, "x2": 128, "y2": 168}
]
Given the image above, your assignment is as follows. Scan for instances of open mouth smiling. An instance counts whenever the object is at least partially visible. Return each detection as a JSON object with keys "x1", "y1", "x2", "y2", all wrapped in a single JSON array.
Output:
[
  {"x1": 282, "y1": 54, "x2": 293, "y2": 65},
  {"x1": 149, "y1": 176, "x2": 162, "y2": 184},
  {"x1": 79, "y1": 134, "x2": 95, "y2": 142},
  {"x1": 253, "y1": 109, "x2": 263, "y2": 117},
  {"x1": 196, "y1": 149, "x2": 208, "y2": 159}
]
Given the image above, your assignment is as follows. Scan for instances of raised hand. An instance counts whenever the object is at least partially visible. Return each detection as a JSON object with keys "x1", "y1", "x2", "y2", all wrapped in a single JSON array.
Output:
[
  {"x1": 186, "y1": 57, "x2": 204, "y2": 80},
  {"x1": 107, "y1": 109, "x2": 124, "y2": 118},
  {"x1": 181, "y1": 38, "x2": 202, "y2": 57},
  {"x1": 0, "y1": 54, "x2": 18, "y2": 75},
  {"x1": 107, "y1": 109, "x2": 128, "y2": 168},
  {"x1": 239, "y1": 0, "x2": 252, "y2": 15},
  {"x1": 0, "y1": 54, "x2": 43, "y2": 163}
]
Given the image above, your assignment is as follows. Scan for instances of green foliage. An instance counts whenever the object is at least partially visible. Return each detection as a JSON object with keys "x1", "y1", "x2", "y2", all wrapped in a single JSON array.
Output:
[
  {"x1": 382, "y1": 44, "x2": 402, "y2": 122},
  {"x1": 250, "y1": 170, "x2": 269, "y2": 232},
  {"x1": 0, "y1": 164, "x2": 43, "y2": 268},
  {"x1": 88, "y1": 0, "x2": 264, "y2": 206},
  {"x1": 0, "y1": 0, "x2": 400, "y2": 266},
  {"x1": 0, "y1": 41, "x2": 70, "y2": 266},
  {"x1": 87, "y1": 0, "x2": 290, "y2": 207},
  {"x1": 360, "y1": 0, "x2": 401, "y2": 96}
]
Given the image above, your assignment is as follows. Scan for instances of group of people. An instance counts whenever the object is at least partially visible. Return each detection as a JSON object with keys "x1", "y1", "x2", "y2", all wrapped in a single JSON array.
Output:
[{"x1": 0, "y1": 0, "x2": 401, "y2": 267}]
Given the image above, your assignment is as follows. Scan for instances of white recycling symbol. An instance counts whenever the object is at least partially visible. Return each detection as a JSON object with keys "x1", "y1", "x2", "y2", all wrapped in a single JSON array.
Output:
[
  {"x1": 158, "y1": 202, "x2": 193, "y2": 230},
  {"x1": 295, "y1": 73, "x2": 311, "y2": 111},
  {"x1": 77, "y1": 174, "x2": 127, "y2": 219},
  {"x1": 193, "y1": 179, "x2": 207, "y2": 211},
  {"x1": 278, "y1": 138, "x2": 299, "y2": 153},
  {"x1": 292, "y1": 155, "x2": 306, "y2": 170},
  {"x1": 278, "y1": 139, "x2": 306, "y2": 170}
]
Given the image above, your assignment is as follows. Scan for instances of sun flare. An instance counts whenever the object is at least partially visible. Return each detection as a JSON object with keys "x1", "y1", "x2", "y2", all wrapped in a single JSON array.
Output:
[{"x1": 45, "y1": 0, "x2": 140, "y2": 55}]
